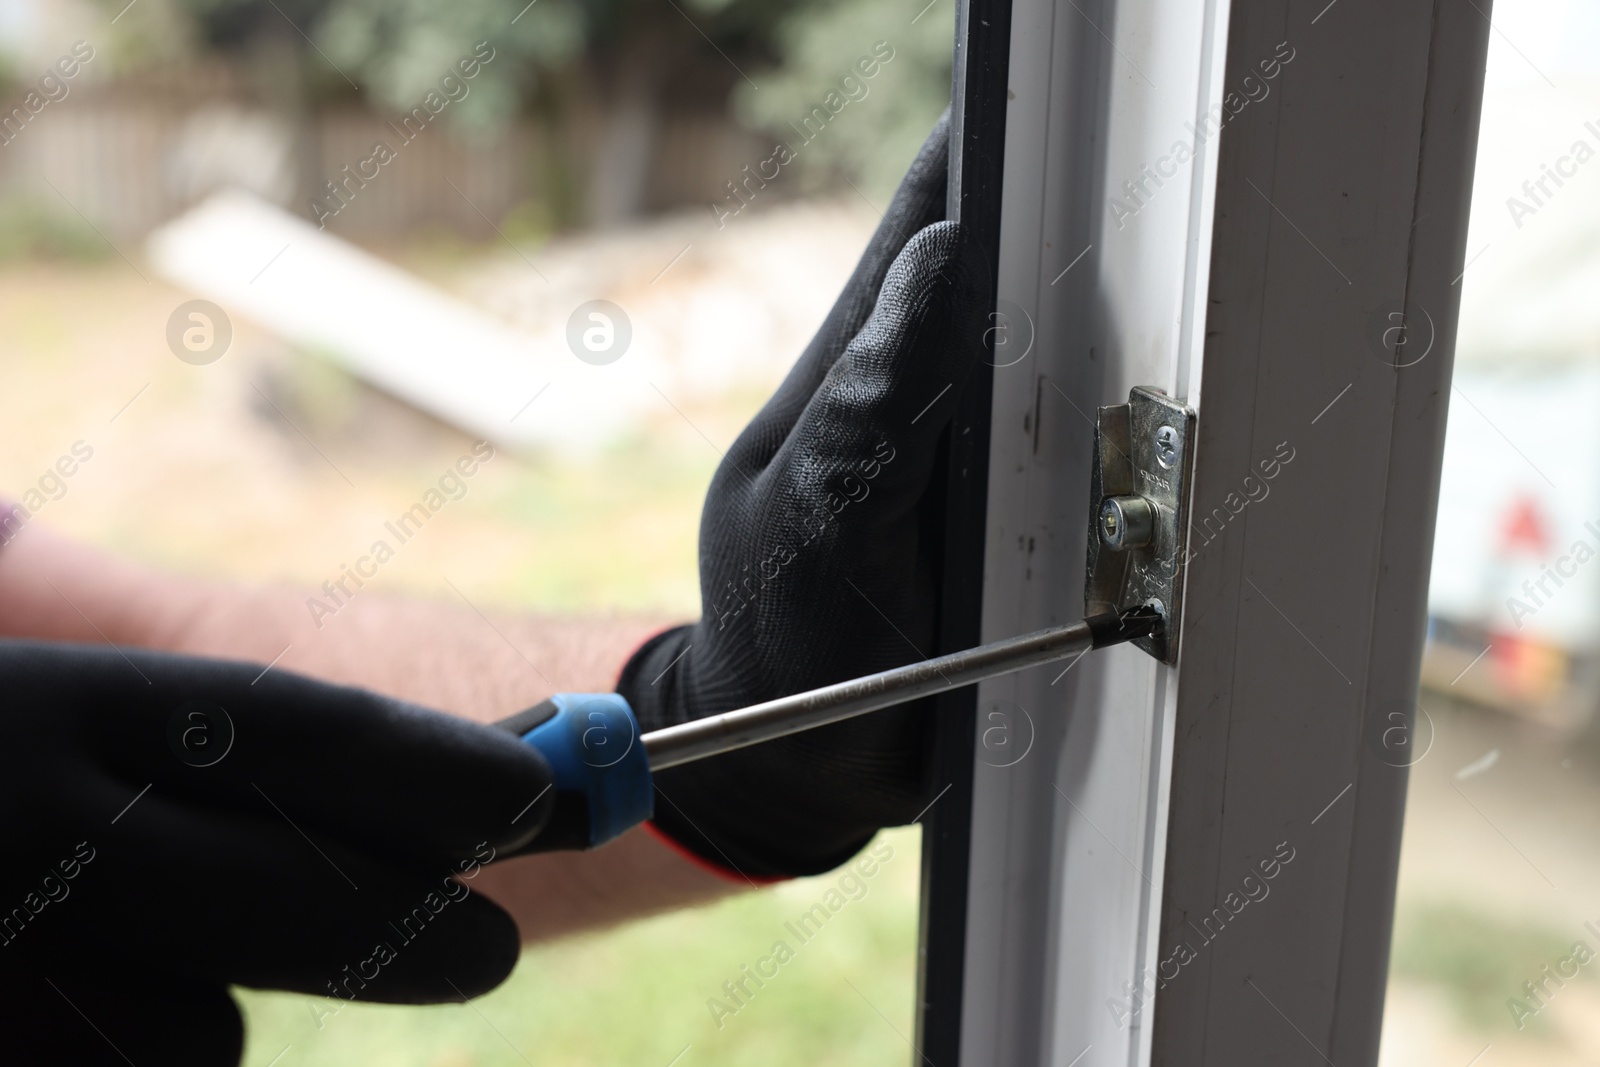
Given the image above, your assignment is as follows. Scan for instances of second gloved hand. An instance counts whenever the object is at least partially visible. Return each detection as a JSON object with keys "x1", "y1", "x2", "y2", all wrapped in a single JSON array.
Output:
[
  {"x1": 618, "y1": 111, "x2": 987, "y2": 878},
  {"x1": 0, "y1": 641, "x2": 556, "y2": 1066}
]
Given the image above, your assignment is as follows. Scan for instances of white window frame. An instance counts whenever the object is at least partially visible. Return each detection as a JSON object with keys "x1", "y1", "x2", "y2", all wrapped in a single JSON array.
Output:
[{"x1": 928, "y1": 1, "x2": 1495, "y2": 1064}]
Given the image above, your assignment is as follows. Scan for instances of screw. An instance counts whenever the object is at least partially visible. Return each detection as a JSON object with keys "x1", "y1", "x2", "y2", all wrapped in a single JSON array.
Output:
[
  {"x1": 1099, "y1": 496, "x2": 1154, "y2": 551},
  {"x1": 1154, "y1": 425, "x2": 1178, "y2": 468}
]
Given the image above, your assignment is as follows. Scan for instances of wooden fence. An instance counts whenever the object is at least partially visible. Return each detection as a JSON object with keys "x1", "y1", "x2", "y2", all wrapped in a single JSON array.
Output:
[{"x1": 0, "y1": 90, "x2": 766, "y2": 239}]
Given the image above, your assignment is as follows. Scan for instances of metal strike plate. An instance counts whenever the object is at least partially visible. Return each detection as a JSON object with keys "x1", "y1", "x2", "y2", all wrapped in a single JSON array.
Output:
[{"x1": 1084, "y1": 387, "x2": 1196, "y2": 663}]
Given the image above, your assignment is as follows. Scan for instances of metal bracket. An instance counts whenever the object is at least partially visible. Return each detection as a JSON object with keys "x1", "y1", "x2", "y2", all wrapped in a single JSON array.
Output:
[{"x1": 1085, "y1": 387, "x2": 1196, "y2": 663}]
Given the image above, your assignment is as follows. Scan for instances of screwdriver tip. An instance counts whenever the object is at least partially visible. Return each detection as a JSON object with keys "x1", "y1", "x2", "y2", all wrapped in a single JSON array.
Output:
[{"x1": 1087, "y1": 603, "x2": 1165, "y2": 648}]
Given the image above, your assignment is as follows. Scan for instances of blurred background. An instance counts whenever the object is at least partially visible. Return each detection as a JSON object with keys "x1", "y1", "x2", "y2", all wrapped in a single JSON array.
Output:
[
  {"x1": 1384, "y1": 1, "x2": 1600, "y2": 1063},
  {"x1": 0, "y1": 0, "x2": 950, "y2": 1063},
  {"x1": 8, "y1": 0, "x2": 1600, "y2": 1061}
]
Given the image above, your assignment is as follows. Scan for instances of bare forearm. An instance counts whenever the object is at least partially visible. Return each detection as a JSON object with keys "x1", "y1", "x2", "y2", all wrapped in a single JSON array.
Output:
[
  {"x1": 0, "y1": 525, "x2": 653, "y2": 711},
  {"x1": 0, "y1": 525, "x2": 742, "y2": 938}
]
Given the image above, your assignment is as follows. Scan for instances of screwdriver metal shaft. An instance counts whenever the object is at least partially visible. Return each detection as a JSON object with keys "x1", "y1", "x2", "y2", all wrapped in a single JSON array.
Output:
[{"x1": 642, "y1": 605, "x2": 1162, "y2": 770}]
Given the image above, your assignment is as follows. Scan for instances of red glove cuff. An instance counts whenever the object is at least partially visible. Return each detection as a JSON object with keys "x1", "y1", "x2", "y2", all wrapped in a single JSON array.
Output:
[{"x1": 642, "y1": 820, "x2": 788, "y2": 886}]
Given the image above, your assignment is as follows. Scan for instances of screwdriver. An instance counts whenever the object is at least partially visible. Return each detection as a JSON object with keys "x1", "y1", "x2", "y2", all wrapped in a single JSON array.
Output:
[{"x1": 498, "y1": 604, "x2": 1163, "y2": 853}]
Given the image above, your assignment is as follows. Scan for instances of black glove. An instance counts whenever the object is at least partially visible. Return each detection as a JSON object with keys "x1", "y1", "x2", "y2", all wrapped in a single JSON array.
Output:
[
  {"x1": 618, "y1": 111, "x2": 987, "y2": 878},
  {"x1": 0, "y1": 640, "x2": 555, "y2": 1067}
]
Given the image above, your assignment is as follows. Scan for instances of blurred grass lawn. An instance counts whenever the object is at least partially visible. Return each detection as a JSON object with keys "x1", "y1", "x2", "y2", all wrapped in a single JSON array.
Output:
[
  {"x1": 1390, "y1": 898, "x2": 1576, "y2": 1041},
  {"x1": 0, "y1": 260, "x2": 922, "y2": 1067},
  {"x1": 238, "y1": 827, "x2": 920, "y2": 1067}
]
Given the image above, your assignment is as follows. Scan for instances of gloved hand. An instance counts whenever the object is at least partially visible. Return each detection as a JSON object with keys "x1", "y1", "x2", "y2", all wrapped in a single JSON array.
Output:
[
  {"x1": 618, "y1": 111, "x2": 986, "y2": 878},
  {"x1": 0, "y1": 640, "x2": 555, "y2": 1067}
]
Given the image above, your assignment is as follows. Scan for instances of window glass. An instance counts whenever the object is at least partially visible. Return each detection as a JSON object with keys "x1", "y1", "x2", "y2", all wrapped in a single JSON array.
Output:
[
  {"x1": 0, "y1": 0, "x2": 951, "y2": 1061},
  {"x1": 1386, "y1": 1, "x2": 1600, "y2": 1061}
]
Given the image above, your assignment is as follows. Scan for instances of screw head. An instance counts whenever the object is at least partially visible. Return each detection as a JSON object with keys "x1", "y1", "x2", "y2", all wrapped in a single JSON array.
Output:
[
  {"x1": 1099, "y1": 495, "x2": 1155, "y2": 551},
  {"x1": 1154, "y1": 425, "x2": 1178, "y2": 468},
  {"x1": 1101, "y1": 505, "x2": 1119, "y2": 539}
]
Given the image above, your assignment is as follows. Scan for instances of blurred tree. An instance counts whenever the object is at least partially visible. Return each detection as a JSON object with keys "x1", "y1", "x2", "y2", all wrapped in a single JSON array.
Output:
[
  {"x1": 734, "y1": 0, "x2": 954, "y2": 199},
  {"x1": 156, "y1": 0, "x2": 953, "y2": 223},
  {"x1": 174, "y1": 0, "x2": 814, "y2": 223}
]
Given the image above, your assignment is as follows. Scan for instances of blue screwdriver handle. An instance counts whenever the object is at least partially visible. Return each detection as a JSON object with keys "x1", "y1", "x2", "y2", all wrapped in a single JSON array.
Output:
[{"x1": 496, "y1": 694, "x2": 654, "y2": 853}]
